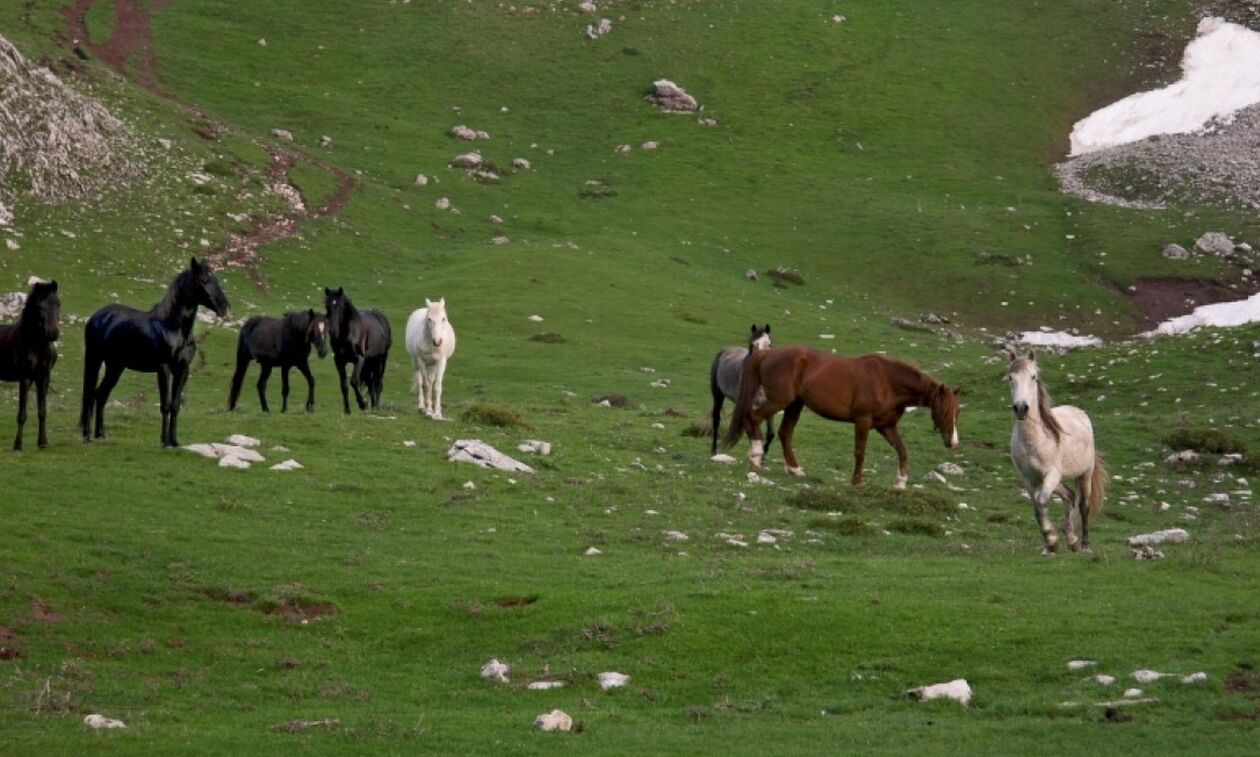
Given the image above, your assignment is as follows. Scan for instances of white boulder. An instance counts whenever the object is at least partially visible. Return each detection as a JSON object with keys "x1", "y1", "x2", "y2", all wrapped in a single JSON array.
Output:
[
  {"x1": 908, "y1": 678, "x2": 971, "y2": 706},
  {"x1": 1127, "y1": 529, "x2": 1190, "y2": 547},
  {"x1": 83, "y1": 714, "x2": 126, "y2": 729},
  {"x1": 447, "y1": 440, "x2": 534, "y2": 473},
  {"x1": 480, "y1": 658, "x2": 510, "y2": 683},
  {"x1": 533, "y1": 709, "x2": 572, "y2": 732},
  {"x1": 598, "y1": 671, "x2": 630, "y2": 690}
]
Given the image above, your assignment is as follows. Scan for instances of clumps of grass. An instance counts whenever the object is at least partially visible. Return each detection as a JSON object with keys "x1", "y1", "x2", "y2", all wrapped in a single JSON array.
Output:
[
  {"x1": 790, "y1": 487, "x2": 954, "y2": 516},
  {"x1": 808, "y1": 515, "x2": 871, "y2": 535},
  {"x1": 622, "y1": 46, "x2": 640, "y2": 56},
  {"x1": 1163, "y1": 428, "x2": 1248, "y2": 455},
  {"x1": 680, "y1": 419, "x2": 711, "y2": 438},
  {"x1": 975, "y1": 251, "x2": 1032, "y2": 267},
  {"x1": 888, "y1": 517, "x2": 944, "y2": 537},
  {"x1": 679, "y1": 312, "x2": 707, "y2": 325},
  {"x1": 202, "y1": 159, "x2": 238, "y2": 178},
  {"x1": 578, "y1": 182, "x2": 617, "y2": 200},
  {"x1": 766, "y1": 266, "x2": 805, "y2": 287},
  {"x1": 986, "y1": 511, "x2": 1013, "y2": 524},
  {"x1": 592, "y1": 394, "x2": 628, "y2": 407},
  {"x1": 529, "y1": 332, "x2": 567, "y2": 343},
  {"x1": 461, "y1": 402, "x2": 526, "y2": 428}
]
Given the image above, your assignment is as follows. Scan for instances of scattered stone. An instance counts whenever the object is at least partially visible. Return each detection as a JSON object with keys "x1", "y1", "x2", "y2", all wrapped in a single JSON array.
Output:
[
  {"x1": 218, "y1": 455, "x2": 252, "y2": 470},
  {"x1": 257, "y1": 37, "x2": 267, "y2": 46},
  {"x1": 645, "y1": 79, "x2": 699, "y2": 112},
  {"x1": 641, "y1": 141, "x2": 659, "y2": 150},
  {"x1": 663, "y1": 530, "x2": 689, "y2": 541},
  {"x1": 615, "y1": 144, "x2": 631, "y2": 154},
  {"x1": 1132, "y1": 670, "x2": 1169, "y2": 684},
  {"x1": 471, "y1": 168, "x2": 500, "y2": 183},
  {"x1": 698, "y1": 116, "x2": 718, "y2": 126},
  {"x1": 156, "y1": 137, "x2": 173, "y2": 150},
  {"x1": 756, "y1": 531, "x2": 777, "y2": 545},
  {"x1": 598, "y1": 671, "x2": 629, "y2": 690},
  {"x1": 1181, "y1": 672, "x2": 1207, "y2": 684},
  {"x1": 463, "y1": 481, "x2": 476, "y2": 490},
  {"x1": 480, "y1": 658, "x2": 510, "y2": 683},
  {"x1": 5, "y1": 239, "x2": 18, "y2": 251},
  {"x1": 710, "y1": 453, "x2": 737, "y2": 464},
  {"x1": 584, "y1": 546, "x2": 602, "y2": 556},
  {"x1": 1165, "y1": 450, "x2": 1199, "y2": 465},
  {"x1": 586, "y1": 18, "x2": 612, "y2": 39},
  {"x1": 1219, "y1": 453, "x2": 1244, "y2": 466},
  {"x1": 746, "y1": 471, "x2": 773, "y2": 486},
  {"x1": 907, "y1": 679, "x2": 971, "y2": 706},
  {"x1": 1096, "y1": 675, "x2": 1116, "y2": 685},
  {"x1": 270, "y1": 128, "x2": 294, "y2": 142},
  {"x1": 435, "y1": 196, "x2": 451, "y2": 211},
  {"x1": 447, "y1": 440, "x2": 535, "y2": 473},
  {"x1": 513, "y1": 157, "x2": 531, "y2": 170},
  {"x1": 403, "y1": 440, "x2": 417, "y2": 447},
  {"x1": 320, "y1": 135, "x2": 332, "y2": 148},
  {"x1": 745, "y1": 269, "x2": 758, "y2": 281},
  {"x1": 1203, "y1": 492, "x2": 1230, "y2": 505},
  {"x1": 182, "y1": 443, "x2": 218, "y2": 459},
  {"x1": 1162, "y1": 243, "x2": 1190, "y2": 260},
  {"x1": 415, "y1": 173, "x2": 429, "y2": 187},
  {"x1": 527, "y1": 314, "x2": 544, "y2": 322},
  {"x1": 1194, "y1": 231, "x2": 1235, "y2": 256},
  {"x1": 528, "y1": 681, "x2": 566, "y2": 690},
  {"x1": 450, "y1": 151, "x2": 483, "y2": 168},
  {"x1": 227, "y1": 434, "x2": 260, "y2": 448},
  {"x1": 517, "y1": 440, "x2": 552, "y2": 455},
  {"x1": 489, "y1": 214, "x2": 504, "y2": 224},
  {"x1": 450, "y1": 125, "x2": 488, "y2": 141},
  {"x1": 1067, "y1": 660, "x2": 1097, "y2": 671},
  {"x1": 270, "y1": 459, "x2": 303, "y2": 471},
  {"x1": 921, "y1": 312, "x2": 951, "y2": 324},
  {"x1": 83, "y1": 714, "x2": 126, "y2": 730},
  {"x1": 578, "y1": 1, "x2": 597, "y2": 12},
  {"x1": 1127, "y1": 528, "x2": 1190, "y2": 547},
  {"x1": 533, "y1": 709, "x2": 572, "y2": 732},
  {"x1": 490, "y1": 235, "x2": 510, "y2": 246},
  {"x1": 1130, "y1": 545, "x2": 1165, "y2": 560},
  {"x1": 937, "y1": 462, "x2": 964, "y2": 476}
]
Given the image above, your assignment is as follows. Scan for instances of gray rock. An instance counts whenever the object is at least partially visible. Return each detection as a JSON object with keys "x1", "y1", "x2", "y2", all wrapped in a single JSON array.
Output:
[
  {"x1": 1195, "y1": 232, "x2": 1235, "y2": 256},
  {"x1": 270, "y1": 128, "x2": 294, "y2": 142},
  {"x1": 645, "y1": 79, "x2": 698, "y2": 112},
  {"x1": 1161, "y1": 243, "x2": 1189, "y2": 260}
]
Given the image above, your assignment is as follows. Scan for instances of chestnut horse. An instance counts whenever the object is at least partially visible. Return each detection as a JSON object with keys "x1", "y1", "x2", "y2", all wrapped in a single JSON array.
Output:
[{"x1": 722, "y1": 346, "x2": 962, "y2": 487}]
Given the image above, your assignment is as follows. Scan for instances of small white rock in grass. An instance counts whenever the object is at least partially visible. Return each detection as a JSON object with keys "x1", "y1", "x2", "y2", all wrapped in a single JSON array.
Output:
[
  {"x1": 183, "y1": 443, "x2": 219, "y2": 459},
  {"x1": 746, "y1": 472, "x2": 774, "y2": 486},
  {"x1": 710, "y1": 453, "x2": 737, "y2": 464},
  {"x1": 527, "y1": 314, "x2": 544, "y2": 322},
  {"x1": 257, "y1": 38, "x2": 267, "y2": 46},
  {"x1": 272, "y1": 445, "x2": 289, "y2": 453},
  {"x1": 403, "y1": 440, "x2": 417, "y2": 447},
  {"x1": 227, "y1": 434, "x2": 260, "y2": 448},
  {"x1": 1067, "y1": 660, "x2": 1097, "y2": 671},
  {"x1": 757, "y1": 531, "x2": 777, "y2": 545},
  {"x1": 641, "y1": 141, "x2": 659, "y2": 150},
  {"x1": 211, "y1": 443, "x2": 264, "y2": 462},
  {"x1": 1127, "y1": 529, "x2": 1190, "y2": 547},
  {"x1": 1132, "y1": 670, "x2": 1169, "y2": 684},
  {"x1": 83, "y1": 714, "x2": 126, "y2": 730},
  {"x1": 1095, "y1": 674, "x2": 1116, "y2": 685},
  {"x1": 447, "y1": 440, "x2": 534, "y2": 473},
  {"x1": 414, "y1": 173, "x2": 429, "y2": 187},
  {"x1": 584, "y1": 547, "x2": 602, "y2": 556},
  {"x1": 513, "y1": 158, "x2": 531, "y2": 170},
  {"x1": 451, "y1": 151, "x2": 482, "y2": 168},
  {"x1": 938, "y1": 462, "x2": 964, "y2": 476},
  {"x1": 1204, "y1": 493, "x2": 1230, "y2": 505},
  {"x1": 270, "y1": 128, "x2": 293, "y2": 142},
  {"x1": 533, "y1": 709, "x2": 572, "y2": 732},
  {"x1": 270, "y1": 459, "x2": 303, "y2": 471},
  {"x1": 1124, "y1": 688, "x2": 1144, "y2": 698},
  {"x1": 663, "y1": 530, "x2": 689, "y2": 541},
  {"x1": 907, "y1": 679, "x2": 971, "y2": 706},
  {"x1": 480, "y1": 659, "x2": 510, "y2": 683},
  {"x1": 725, "y1": 538, "x2": 748, "y2": 548},
  {"x1": 598, "y1": 671, "x2": 630, "y2": 690},
  {"x1": 528, "y1": 681, "x2": 566, "y2": 690},
  {"x1": 490, "y1": 236, "x2": 510, "y2": 246},
  {"x1": 462, "y1": 481, "x2": 476, "y2": 490},
  {"x1": 517, "y1": 440, "x2": 552, "y2": 455},
  {"x1": 1181, "y1": 672, "x2": 1207, "y2": 684},
  {"x1": 218, "y1": 455, "x2": 251, "y2": 469},
  {"x1": 435, "y1": 196, "x2": 451, "y2": 210}
]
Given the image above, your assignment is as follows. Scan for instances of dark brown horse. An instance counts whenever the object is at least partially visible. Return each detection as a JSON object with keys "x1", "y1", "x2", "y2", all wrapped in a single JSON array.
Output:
[
  {"x1": 722, "y1": 346, "x2": 962, "y2": 487},
  {"x1": 324, "y1": 287, "x2": 391, "y2": 414},
  {"x1": 228, "y1": 309, "x2": 329, "y2": 413},
  {"x1": 0, "y1": 281, "x2": 60, "y2": 450}
]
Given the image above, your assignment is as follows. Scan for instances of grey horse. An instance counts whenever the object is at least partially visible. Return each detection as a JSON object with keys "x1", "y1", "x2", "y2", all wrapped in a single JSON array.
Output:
[{"x1": 708, "y1": 324, "x2": 774, "y2": 455}]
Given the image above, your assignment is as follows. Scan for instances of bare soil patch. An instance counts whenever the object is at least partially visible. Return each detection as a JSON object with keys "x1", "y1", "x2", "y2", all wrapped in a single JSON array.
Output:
[{"x1": 1122, "y1": 277, "x2": 1241, "y2": 325}]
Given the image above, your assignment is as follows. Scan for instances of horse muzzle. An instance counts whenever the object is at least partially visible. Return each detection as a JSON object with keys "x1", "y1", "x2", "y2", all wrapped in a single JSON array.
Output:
[{"x1": 1012, "y1": 403, "x2": 1029, "y2": 420}]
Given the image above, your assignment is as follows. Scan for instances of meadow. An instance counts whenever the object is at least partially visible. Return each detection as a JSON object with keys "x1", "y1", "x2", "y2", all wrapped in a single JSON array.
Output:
[{"x1": 1, "y1": 1, "x2": 1258, "y2": 753}]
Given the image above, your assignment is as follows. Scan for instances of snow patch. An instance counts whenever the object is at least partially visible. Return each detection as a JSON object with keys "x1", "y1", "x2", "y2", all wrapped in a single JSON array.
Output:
[
  {"x1": 1148, "y1": 291, "x2": 1260, "y2": 335},
  {"x1": 1018, "y1": 330, "x2": 1102, "y2": 349}
]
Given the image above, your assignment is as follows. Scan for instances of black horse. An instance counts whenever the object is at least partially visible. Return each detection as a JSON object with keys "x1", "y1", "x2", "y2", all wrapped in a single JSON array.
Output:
[
  {"x1": 324, "y1": 287, "x2": 391, "y2": 413},
  {"x1": 0, "y1": 281, "x2": 60, "y2": 450},
  {"x1": 228, "y1": 309, "x2": 329, "y2": 412},
  {"x1": 709, "y1": 324, "x2": 775, "y2": 456},
  {"x1": 81, "y1": 258, "x2": 229, "y2": 447}
]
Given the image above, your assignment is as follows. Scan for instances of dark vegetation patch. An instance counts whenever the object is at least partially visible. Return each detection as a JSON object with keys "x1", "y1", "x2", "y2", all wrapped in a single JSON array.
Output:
[
  {"x1": 986, "y1": 511, "x2": 1013, "y2": 524},
  {"x1": 493, "y1": 595, "x2": 539, "y2": 609},
  {"x1": 1162, "y1": 428, "x2": 1248, "y2": 455},
  {"x1": 194, "y1": 586, "x2": 336, "y2": 622},
  {"x1": 975, "y1": 251, "x2": 1031, "y2": 267},
  {"x1": 808, "y1": 515, "x2": 871, "y2": 535},
  {"x1": 592, "y1": 394, "x2": 627, "y2": 407},
  {"x1": 679, "y1": 312, "x2": 707, "y2": 325},
  {"x1": 680, "y1": 419, "x2": 711, "y2": 438},
  {"x1": 529, "y1": 332, "x2": 566, "y2": 343},
  {"x1": 202, "y1": 159, "x2": 238, "y2": 178},
  {"x1": 662, "y1": 408, "x2": 687, "y2": 418},
  {"x1": 461, "y1": 402, "x2": 526, "y2": 428},
  {"x1": 578, "y1": 182, "x2": 617, "y2": 200},
  {"x1": 766, "y1": 266, "x2": 804, "y2": 286},
  {"x1": 888, "y1": 517, "x2": 944, "y2": 537},
  {"x1": 790, "y1": 488, "x2": 954, "y2": 517}
]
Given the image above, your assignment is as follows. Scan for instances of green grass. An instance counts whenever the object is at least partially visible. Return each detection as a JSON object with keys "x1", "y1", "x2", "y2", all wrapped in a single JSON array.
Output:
[{"x1": 1, "y1": 0, "x2": 1259, "y2": 753}]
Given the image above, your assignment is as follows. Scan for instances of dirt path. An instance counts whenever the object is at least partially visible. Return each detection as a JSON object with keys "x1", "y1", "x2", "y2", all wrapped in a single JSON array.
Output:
[{"x1": 62, "y1": 0, "x2": 355, "y2": 291}]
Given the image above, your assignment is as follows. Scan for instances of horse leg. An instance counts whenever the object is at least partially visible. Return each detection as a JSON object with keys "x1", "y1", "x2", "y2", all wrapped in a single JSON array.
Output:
[
  {"x1": 335, "y1": 359, "x2": 351, "y2": 414},
  {"x1": 168, "y1": 362, "x2": 191, "y2": 448},
  {"x1": 420, "y1": 360, "x2": 434, "y2": 415},
  {"x1": 778, "y1": 400, "x2": 806, "y2": 476},
  {"x1": 1056, "y1": 485, "x2": 1079, "y2": 551},
  {"x1": 351, "y1": 355, "x2": 368, "y2": 410},
  {"x1": 851, "y1": 419, "x2": 872, "y2": 486},
  {"x1": 745, "y1": 411, "x2": 766, "y2": 471},
  {"x1": 764, "y1": 416, "x2": 776, "y2": 459},
  {"x1": 299, "y1": 361, "x2": 316, "y2": 412},
  {"x1": 370, "y1": 360, "x2": 384, "y2": 409},
  {"x1": 93, "y1": 362, "x2": 125, "y2": 439},
  {"x1": 227, "y1": 352, "x2": 250, "y2": 411},
  {"x1": 709, "y1": 390, "x2": 724, "y2": 457},
  {"x1": 256, "y1": 364, "x2": 272, "y2": 413},
  {"x1": 1074, "y1": 475, "x2": 1093, "y2": 553},
  {"x1": 412, "y1": 355, "x2": 425, "y2": 413},
  {"x1": 877, "y1": 425, "x2": 910, "y2": 489},
  {"x1": 36, "y1": 371, "x2": 50, "y2": 449},
  {"x1": 280, "y1": 366, "x2": 292, "y2": 413},
  {"x1": 433, "y1": 357, "x2": 448, "y2": 419},
  {"x1": 1030, "y1": 470, "x2": 1063, "y2": 556},
  {"x1": 157, "y1": 365, "x2": 172, "y2": 447},
  {"x1": 14, "y1": 377, "x2": 28, "y2": 451}
]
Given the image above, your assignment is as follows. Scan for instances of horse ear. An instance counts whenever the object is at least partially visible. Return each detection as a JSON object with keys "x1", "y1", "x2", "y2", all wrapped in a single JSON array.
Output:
[
  {"x1": 764, "y1": 324, "x2": 771, "y2": 333},
  {"x1": 49, "y1": 280, "x2": 58, "y2": 293},
  {"x1": 953, "y1": 385, "x2": 964, "y2": 398},
  {"x1": 324, "y1": 287, "x2": 332, "y2": 296},
  {"x1": 308, "y1": 308, "x2": 315, "y2": 318},
  {"x1": 189, "y1": 257, "x2": 201, "y2": 271},
  {"x1": 1027, "y1": 350, "x2": 1036, "y2": 361},
  {"x1": 750, "y1": 323, "x2": 757, "y2": 333},
  {"x1": 337, "y1": 287, "x2": 344, "y2": 295},
  {"x1": 425, "y1": 298, "x2": 432, "y2": 306},
  {"x1": 439, "y1": 297, "x2": 445, "y2": 307}
]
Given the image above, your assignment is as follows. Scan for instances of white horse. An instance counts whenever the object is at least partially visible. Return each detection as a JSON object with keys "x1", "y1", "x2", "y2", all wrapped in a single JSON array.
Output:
[
  {"x1": 1006, "y1": 351, "x2": 1106, "y2": 555},
  {"x1": 405, "y1": 298, "x2": 456, "y2": 419}
]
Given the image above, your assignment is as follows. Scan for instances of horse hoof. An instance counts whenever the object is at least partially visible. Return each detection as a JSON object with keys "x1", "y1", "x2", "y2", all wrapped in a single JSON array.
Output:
[
  {"x1": 785, "y1": 466, "x2": 806, "y2": 477},
  {"x1": 1040, "y1": 548, "x2": 1056, "y2": 557}
]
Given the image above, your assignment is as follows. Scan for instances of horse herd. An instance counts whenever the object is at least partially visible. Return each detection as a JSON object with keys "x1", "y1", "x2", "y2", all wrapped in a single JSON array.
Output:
[{"x1": 1, "y1": 260, "x2": 1104, "y2": 554}]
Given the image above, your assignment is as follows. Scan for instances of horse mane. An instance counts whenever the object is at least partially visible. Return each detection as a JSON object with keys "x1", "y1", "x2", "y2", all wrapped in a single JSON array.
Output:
[
  {"x1": 1036, "y1": 378, "x2": 1064, "y2": 443},
  {"x1": 153, "y1": 268, "x2": 194, "y2": 322},
  {"x1": 286, "y1": 309, "x2": 314, "y2": 330}
]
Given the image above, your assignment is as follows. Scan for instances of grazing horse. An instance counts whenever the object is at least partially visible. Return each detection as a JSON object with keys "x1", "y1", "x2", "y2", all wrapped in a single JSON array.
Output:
[
  {"x1": 722, "y1": 346, "x2": 962, "y2": 488},
  {"x1": 228, "y1": 309, "x2": 329, "y2": 413},
  {"x1": 81, "y1": 258, "x2": 230, "y2": 447},
  {"x1": 1006, "y1": 351, "x2": 1106, "y2": 555},
  {"x1": 324, "y1": 287, "x2": 391, "y2": 413},
  {"x1": 405, "y1": 298, "x2": 456, "y2": 419},
  {"x1": 0, "y1": 281, "x2": 60, "y2": 450},
  {"x1": 708, "y1": 323, "x2": 775, "y2": 455}
]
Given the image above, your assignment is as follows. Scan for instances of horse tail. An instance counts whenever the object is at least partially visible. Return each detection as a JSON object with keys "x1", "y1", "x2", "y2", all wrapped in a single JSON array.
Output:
[
  {"x1": 227, "y1": 327, "x2": 251, "y2": 410},
  {"x1": 708, "y1": 351, "x2": 725, "y2": 454},
  {"x1": 80, "y1": 331, "x2": 100, "y2": 437},
  {"x1": 720, "y1": 349, "x2": 768, "y2": 450},
  {"x1": 1086, "y1": 454, "x2": 1107, "y2": 524}
]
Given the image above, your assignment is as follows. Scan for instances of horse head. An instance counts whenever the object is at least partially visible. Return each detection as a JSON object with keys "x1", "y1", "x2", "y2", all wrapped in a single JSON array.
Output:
[
  {"x1": 307, "y1": 309, "x2": 330, "y2": 358},
  {"x1": 425, "y1": 298, "x2": 449, "y2": 348},
  {"x1": 929, "y1": 383, "x2": 963, "y2": 449},
  {"x1": 748, "y1": 323, "x2": 772, "y2": 352},
  {"x1": 190, "y1": 258, "x2": 230, "y2": 317},
  {"x1": 324, "y1": 286, "x2": 348, "y2": 339},
  {"x1": 23, "y1": 280, "x2": 60, "y2": 343},
  {"x1": 1005, "y1": 351, "x2": 1037, "y2": 421}
]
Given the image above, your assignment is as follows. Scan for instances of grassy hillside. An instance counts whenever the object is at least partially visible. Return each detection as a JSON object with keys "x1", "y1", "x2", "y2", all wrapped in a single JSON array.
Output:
[{"x1": 1, "y1": 0, "x2": 1258, "y2": 753}]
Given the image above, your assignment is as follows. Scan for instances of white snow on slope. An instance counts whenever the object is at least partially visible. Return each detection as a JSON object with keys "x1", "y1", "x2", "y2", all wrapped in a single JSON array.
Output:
[
  {"x1": 1149, "y1": 291, "x2": 1260, "y2": 335},
  {"x1": 1069, "y1": 18, "x2": 1260, "y2": 155},
  {"x1": 1018, "y1": 330, "x2": 1102, "y2": 349}
]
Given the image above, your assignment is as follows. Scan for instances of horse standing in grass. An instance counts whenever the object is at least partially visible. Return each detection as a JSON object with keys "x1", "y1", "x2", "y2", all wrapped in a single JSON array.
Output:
[
  {"x1": 324, "y1": 287, "x2": 391, "y2": 413},
  {"x1": 708, "y1": 323, "x2": 774, "y2": 455},
  {"x1": 405, "y1": 298, "x2": 456, "y2": 419},
  {"x1": 0, "y1": 281, "x2": 60, "y2": 450},
  {"x1": 722, "y1": 346, "x2": 962, "y2": 488},
  {"x1": 81, "y1": 258, "x2": 229, "y2": 447},
  {"x1": 1006, "y1": 351, "x2": 1106, "y2": 555},
  {"x1": 228, "y1": 310, "x2": 329, "y2": 413}
]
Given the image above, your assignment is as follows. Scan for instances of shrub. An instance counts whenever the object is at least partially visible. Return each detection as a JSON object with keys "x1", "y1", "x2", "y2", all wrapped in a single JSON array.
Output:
[
  {"x1": 1162, "y1": 429, "x2": 1247, "y2": 455},
  {"x1": 529, "y1": 332, "x2": 566, "y2": 343},
  {"x1": 680, "y1": 419, "x2": 711, "y2": 438},
  {"x1": 790, "y1": 487, "x2": 953, "y2": 516},
  {"x1": 461, "y1": 402, "x2": 526, "y2": 428},
  {"x1": 888, "y1": 517, "x2": 944, "y2": 537}
]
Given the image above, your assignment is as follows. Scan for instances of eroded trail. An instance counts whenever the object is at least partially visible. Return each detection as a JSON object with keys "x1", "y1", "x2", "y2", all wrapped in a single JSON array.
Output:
[{"x1": 62, "y1": 0, "x2": 355, "y2": 291}]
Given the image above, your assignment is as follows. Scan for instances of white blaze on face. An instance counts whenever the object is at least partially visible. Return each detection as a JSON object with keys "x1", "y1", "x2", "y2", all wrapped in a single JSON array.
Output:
[
  {"x1": 751, "y1": 333, "x2": 771, "y2": 351},
  {"x1": 1008, "y1": 361, "x2": 1038, "y2": 414},
  {"x1": 318, "y1": 321, "x2": 326, "y2": 334},
  {"x1": 950, "y1": 427, "x2": 959, "y2": 448}
]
